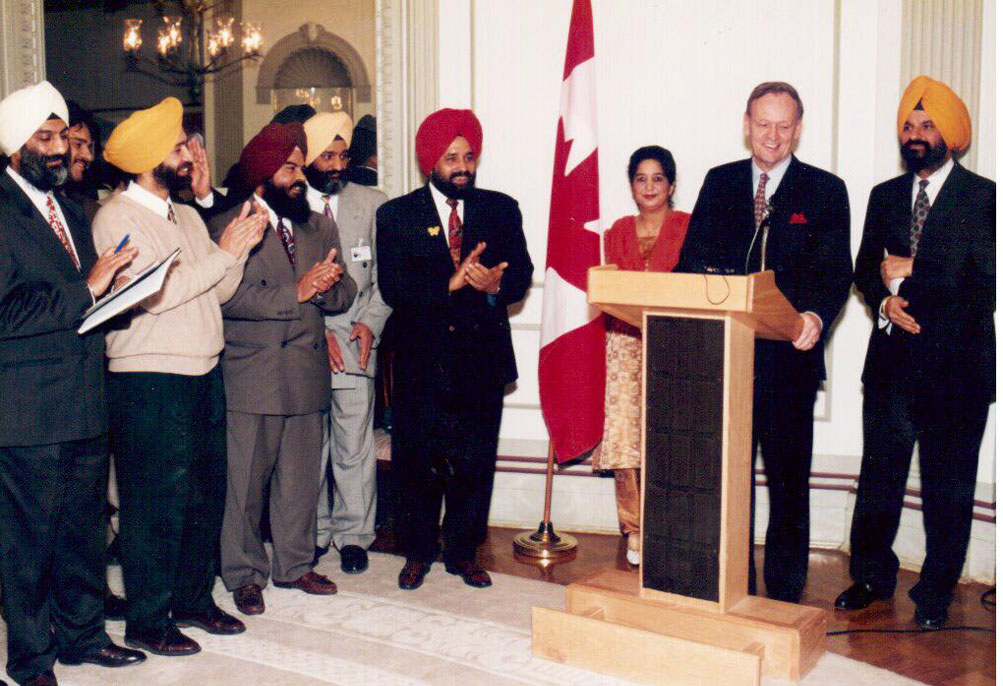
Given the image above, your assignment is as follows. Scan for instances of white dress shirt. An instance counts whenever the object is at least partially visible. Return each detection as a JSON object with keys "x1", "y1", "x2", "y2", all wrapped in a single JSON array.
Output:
[
  {"x1": 306, "y1": 184, "x2": 340, "y2": 219},
  {"x1": 122, "y1": 181, "x2": 178, "y2": 221},
  {"x1": 751, "y1": 155, "x2": 792, "y2": 205}
]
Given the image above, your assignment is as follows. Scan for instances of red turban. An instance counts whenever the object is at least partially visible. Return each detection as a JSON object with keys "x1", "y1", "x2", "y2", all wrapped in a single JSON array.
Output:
[
  {"x1": 238, "y1": 122, "x2": 307, "y2": 189},
  {"x1": 415, "y1": 108, "x2": 482, "y2": 176}
]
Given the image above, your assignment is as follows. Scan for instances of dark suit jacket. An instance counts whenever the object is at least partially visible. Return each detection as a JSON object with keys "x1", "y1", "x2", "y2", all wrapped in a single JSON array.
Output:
[
  {"x1": 376, "y1": 185, "x2": 533, "y2": 396},
  {"x1": 208, "y1": 204, "x2": 357, "y2": 416},
  {"x1": 855, "y1": 163, "x2": 995, "y2": 402},
  {"x1": 677, "y1": 156, "x2": 853, "y2": 389},
  {"x1": 0, "y1": 172, "x2": 106, "y2": 445}
]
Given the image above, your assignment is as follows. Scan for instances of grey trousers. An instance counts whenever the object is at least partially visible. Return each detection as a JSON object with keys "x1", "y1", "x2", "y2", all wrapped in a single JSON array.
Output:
[
  {"x1": 221, "y1": 411, "x2": 323, "y2": 590},
  {"x1": 317, "y1": 376, "x2": 377, "y2": 550}
]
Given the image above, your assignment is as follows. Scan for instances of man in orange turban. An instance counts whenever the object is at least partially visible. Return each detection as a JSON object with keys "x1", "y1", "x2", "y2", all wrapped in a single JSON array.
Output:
[
  {"x1": 837, "y1": 76, "x2": 994, "y2": 631},
  {"x1": 376, "y1": 108, "x2": 532, "y2": 591}
]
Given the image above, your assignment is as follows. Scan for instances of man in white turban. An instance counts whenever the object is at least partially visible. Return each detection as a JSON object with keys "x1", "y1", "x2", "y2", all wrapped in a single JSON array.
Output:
[
  {"x1": 303, "y1": 111, "x2": 391, "y2": 575},
  {"x1": 0, "y1": 81, "x2": 143, "y2": 686}
]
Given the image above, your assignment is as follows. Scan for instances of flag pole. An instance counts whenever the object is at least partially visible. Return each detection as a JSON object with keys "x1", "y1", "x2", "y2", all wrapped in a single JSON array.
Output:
[{"x1": 512, "y1": 441, "x2": 578, "y2": 561}]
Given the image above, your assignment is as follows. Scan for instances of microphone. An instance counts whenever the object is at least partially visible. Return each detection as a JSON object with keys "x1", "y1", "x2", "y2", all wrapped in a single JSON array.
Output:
[{"x1": 759, "y1": 201, "x2": 774, "y2": 273}]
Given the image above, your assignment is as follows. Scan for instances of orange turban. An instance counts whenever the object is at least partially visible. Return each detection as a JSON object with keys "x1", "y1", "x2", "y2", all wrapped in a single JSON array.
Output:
[
  {"x1": 897, "y1": 76, "x2": 971, "y2": 151},
  {"x1": 415, "y1": 108, "x2": 482, "y2": 176},
  {"x1": 104, "y1": 97, "x2": 183, "y2": 174}
]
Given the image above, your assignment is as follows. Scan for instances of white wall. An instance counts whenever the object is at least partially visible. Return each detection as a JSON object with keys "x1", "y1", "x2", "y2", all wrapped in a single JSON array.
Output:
[{"x1": 437, "y1": 0, "x2": 995, "y2": 582}]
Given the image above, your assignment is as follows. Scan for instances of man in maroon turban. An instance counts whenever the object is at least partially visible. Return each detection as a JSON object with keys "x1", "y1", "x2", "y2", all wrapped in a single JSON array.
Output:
[
  {"x1": 208, "y1": 122, "x2": 357, "y2": 616},
  {"x1": 376, "y1": 108, "x2": 533, "y2": 590}
]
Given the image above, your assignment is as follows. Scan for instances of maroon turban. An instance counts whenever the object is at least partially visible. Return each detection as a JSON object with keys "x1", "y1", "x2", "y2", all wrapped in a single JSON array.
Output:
[
  {"x1": 415, "y1": 108, "x2": 483, "y2": 176},
  {"x1": 238, "y1": 122, "x2": 307, "y2": 189}
]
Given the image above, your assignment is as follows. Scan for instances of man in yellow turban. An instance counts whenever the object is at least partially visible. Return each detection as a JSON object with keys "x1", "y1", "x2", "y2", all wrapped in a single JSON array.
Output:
[
  {"x1": 301, "y1": 111, "x2": 391, "y2": 576},
  {"x1": 94, "y1": 97, "x2": 268, "y2": 656},
  {"x1": 837, "y1": 76, "x2": 994, "y2": 631}
]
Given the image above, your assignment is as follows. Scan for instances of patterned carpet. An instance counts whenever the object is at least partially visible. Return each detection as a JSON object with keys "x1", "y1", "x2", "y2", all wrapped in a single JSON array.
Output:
[{"x1": 1, "y1": 553, "x2": 924, "y2": 685}]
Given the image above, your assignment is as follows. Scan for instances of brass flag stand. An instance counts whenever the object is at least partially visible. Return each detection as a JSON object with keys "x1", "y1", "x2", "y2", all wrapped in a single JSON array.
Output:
[{"x1": 512, "y1": 442, "x2": 578, "y2": 562}]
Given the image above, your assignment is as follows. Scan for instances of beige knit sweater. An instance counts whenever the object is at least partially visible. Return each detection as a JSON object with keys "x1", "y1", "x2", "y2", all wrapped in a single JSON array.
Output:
[{"x1": 92, "y1": 194, "x2": 246, "y2": 375}]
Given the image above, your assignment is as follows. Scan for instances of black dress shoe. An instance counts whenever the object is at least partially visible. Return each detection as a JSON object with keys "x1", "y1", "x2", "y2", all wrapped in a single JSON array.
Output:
[
  {"x1": 233, "y1": 583, "x2": 265, "y2": 615},
  {"x1": 339, "y1": 545, "x2": 369, "y2": 574},
  {"x1": 174, "y1": 604, "x2": 246, "y2": 635},
  {"x1": 313, "y1": 545, "x2": 330, "y2": 566},
  {"x1": 124, "y1": 624, "x2": 201, "y2": 656},
  {"x1": 445, "y1": 560, "x2": 492, "y2": 588},
  {"x1": 834, "y1": 582, "x2": 893, "y2": 610},
  {"x1": 913, "y1": 603, "x2": 948, "y2": 630},
  {"x1": 58, "y1": 642, "x2": 146, "y2": 668},
  {"x1": 23, "y1": 671, "x2": 57, "y2": 686},
  {"x1": 398, "y1": 560, "x2": 431, "y2": 590}
]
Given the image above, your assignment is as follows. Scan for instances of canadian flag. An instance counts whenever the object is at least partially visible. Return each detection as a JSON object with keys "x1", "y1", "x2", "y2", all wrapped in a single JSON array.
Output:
[{"x1": 538, "y1": 0, "x2": 605, "y2": 463}]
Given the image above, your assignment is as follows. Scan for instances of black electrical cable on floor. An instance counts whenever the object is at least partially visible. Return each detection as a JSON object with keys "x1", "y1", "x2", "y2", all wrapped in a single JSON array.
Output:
[{"x1": 827, "y1": 626, "x2": 994, "y2": 636}]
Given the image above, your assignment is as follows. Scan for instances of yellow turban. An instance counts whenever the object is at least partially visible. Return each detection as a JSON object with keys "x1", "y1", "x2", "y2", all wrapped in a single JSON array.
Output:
[
  {"x1": 897, "y1": 75, "x2": 971, "y2": 151},
  {"x1": 304, "y1": 112, "x2": 353, "y2": 166},
  {"x1": 104, "y1": 97, "x2": 184, "y2": 173}
]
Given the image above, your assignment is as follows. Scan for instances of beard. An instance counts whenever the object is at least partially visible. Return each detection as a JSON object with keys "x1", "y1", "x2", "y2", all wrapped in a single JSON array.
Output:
[
  {"x1": 263, "y1": 178, "x2": 312, "y2": 224},
  {"x1": 900, "y1": 139, "x2": 949, "y2": 174},
  {"x1": 304, "y1": 163, "x2": 342, "y2": 195},
  {"x1": 430, "y1": 168, "x2": 475, "y2": 199},
  {"x1": 18, "y1": 145, "x2": 69, "y2": 191},
  {"x1": 153, "y1": 160, "x2": 193, "y2": 193}
]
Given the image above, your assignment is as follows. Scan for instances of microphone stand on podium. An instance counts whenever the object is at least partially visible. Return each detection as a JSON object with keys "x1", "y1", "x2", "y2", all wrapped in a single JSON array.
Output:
[{"x1": 512, "y1": 441, "x2": 578, "y2": 563}]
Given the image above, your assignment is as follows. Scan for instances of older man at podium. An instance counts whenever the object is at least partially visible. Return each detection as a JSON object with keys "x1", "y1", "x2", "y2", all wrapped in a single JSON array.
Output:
[{"x1": 676, "y1": 81, "x2": 853, "y2": 603}]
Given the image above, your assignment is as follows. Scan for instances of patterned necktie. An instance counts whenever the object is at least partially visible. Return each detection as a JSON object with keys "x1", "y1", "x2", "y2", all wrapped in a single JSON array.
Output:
[
  {"x1": 167, "y1": 202, "x2": 177, "y2": 224},
  {"x1": 322, "y1": 195, "x2": 333, "y2": 219},
  {"x1": 276, "y1": 218, "x2": 297, "y2": 265},
  {"x1": 910, "y1": 179, "x2": 930, "y2": 257},
  {"x1": 46, "y1": 195, "x2": 80, "y2": 271},
  {"x1": 445, "y1": 197, "x2": 463, "y2": 267},
  {"x1": 754, "y1": 172, "x2": 769, "y2": 227}
]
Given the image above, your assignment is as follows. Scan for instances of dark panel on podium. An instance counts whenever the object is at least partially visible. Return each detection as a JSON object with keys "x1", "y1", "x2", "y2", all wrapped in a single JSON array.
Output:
[{"x1": 643, "y1": 316, "x2": 724, "y2": 601}]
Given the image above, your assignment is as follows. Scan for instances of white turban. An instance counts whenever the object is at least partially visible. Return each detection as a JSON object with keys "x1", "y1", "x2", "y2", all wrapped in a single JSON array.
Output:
[
  {"x1": 0, "y1": 81, "x2": 69, "y2": 155},
  {"x1": 304, "y1": 112, "x2": 353, "y2": 166}
]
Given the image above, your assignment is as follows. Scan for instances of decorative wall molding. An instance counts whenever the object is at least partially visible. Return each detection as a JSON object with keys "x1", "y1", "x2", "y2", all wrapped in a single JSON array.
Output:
[
  {"x1": 206, "y1": 0, "x2": 245, "y2": 181},
  {"x1": 901, "y1": 0, "x2": 983, "y2": 163},
  {"x1": 0, "y1": 0, "x2": 45, "y2": 97},
  {"x1": 255, "y1": 22, "x2": 372, "y2": 106},
  {"x1": 375, "y1": 0, "x2": 438, "y2": 201}
]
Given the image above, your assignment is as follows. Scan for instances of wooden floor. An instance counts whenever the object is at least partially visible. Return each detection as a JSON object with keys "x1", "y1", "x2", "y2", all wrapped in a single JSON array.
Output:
[{"x1": 378, "y1": 527, "x2": 995, "y2": 686}]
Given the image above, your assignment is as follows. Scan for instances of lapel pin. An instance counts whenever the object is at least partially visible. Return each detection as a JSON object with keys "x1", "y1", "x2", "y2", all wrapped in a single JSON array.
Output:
[{"x1": 428, "y1": 226, "x2": 441, "y2": 236}]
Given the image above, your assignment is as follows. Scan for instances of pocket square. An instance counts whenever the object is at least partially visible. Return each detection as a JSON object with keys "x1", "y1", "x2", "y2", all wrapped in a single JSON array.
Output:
[{"x1": 789, "y1": 212, "x2": 808, "y2": 224}]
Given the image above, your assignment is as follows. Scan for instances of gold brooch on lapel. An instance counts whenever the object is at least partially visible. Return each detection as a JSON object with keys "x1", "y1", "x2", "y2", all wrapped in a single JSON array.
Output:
[{"x1": 427, "y1": 226, "x2": 441, "y2": 236}]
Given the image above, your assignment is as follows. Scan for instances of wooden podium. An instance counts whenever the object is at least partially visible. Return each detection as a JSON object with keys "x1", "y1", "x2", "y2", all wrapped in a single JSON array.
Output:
[{"x1": 531, "y1": 267, "x2": 826, "y2": 685}]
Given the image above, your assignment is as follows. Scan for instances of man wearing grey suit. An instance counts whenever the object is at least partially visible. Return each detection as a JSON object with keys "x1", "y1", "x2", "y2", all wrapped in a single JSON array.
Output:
[
  {"x1": 209, "y1": 122, "x2": 357, "y2": 616},
  {"x1": 303, "y1": 113, "x2": 391, "y2": 575}
]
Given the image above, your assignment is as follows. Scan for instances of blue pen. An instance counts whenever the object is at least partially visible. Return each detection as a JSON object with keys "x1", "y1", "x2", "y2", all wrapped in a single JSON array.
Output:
[{"x1": 114, "y1": 234, "x2": 130, "y2": 253}]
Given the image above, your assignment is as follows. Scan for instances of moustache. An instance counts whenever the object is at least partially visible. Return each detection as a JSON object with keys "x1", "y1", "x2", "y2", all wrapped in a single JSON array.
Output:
[
  {"x1": 903, "y1": 140, "x2": 931, "y2": 155},
  {"x1": 450, "y1": 172, "x2": 472, "y2": 181},
  {"x1": 45, "y1": 154, "x2": 67, "y2": 166},
  {"x1": 289, "y1": 181, "x2": 307, "y2": 192}
]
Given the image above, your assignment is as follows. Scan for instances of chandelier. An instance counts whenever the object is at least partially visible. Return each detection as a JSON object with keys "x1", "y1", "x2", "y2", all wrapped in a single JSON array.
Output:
[{"x1": 122, "y1": 1, "x2": 264, "y2": 104}]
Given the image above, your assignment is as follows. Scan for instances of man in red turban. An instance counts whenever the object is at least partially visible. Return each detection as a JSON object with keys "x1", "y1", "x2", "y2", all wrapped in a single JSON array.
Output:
[
  {"x1": 209, "y1": 122, "x2": 358, "y2": 616},
  {"x1": 376, "y1": 109, "x2": 533, "y2": 591},
  {"x1": 837, "y1": 77, "x2": 994, "y2": 631}
]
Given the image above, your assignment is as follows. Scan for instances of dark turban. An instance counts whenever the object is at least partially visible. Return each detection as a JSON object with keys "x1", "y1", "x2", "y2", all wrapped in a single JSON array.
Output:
[
  {"x1": 348, "y1": 119, "x2": 377, "y2": 164},
  {"x1": 415, "y1": 108, "x2": 482, "y2": 176},
  {"x1": 238, "y1": 122, "x2": 307, "y2": 190},
  {"x1": 271, "y1": 104, "x2": 317, "y2": 125}
]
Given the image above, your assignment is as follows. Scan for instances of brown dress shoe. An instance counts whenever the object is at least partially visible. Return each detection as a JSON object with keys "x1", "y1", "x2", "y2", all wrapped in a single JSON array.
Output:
[
  {"x1": 273, "y1": 571, "x2": 338, "y2": 595},
  {"x1": 445, "y1": 560, "x2": 492, "y2": 588},
  {"x1": 23, "y1": 671, "x2": 57, "y2": 686},
  {"x1": 233, "y1": 583, "x2": 265, "y2": 615},
  {"x1": 398, "y1": 559, "x2": 431, "y2": 590},
  {"x1": 58, "y1": 642, "x2": 146, "y2": 667},
  {"x1": 174, "y1": 604, "x2": 246, "y2": 635},
  {"x1": 124, "y1": 624, "x2": 201, "y2": 656}
]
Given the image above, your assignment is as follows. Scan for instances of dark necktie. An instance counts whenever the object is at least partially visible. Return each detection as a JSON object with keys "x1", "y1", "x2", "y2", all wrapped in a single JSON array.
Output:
[
  {"x1": 445, "y1": 197, "x2": 463, "y2": 267},
  {"x1": 276, "y1": 218, "x2": 296, "y2": 265},
  {"x1": 910, "y1": 179, "x2": 930, "y2": 257},
  {"x1": 754, "y1": 172, "x2": 769, "y2": 227},
  {"x1": 46, "y1": 195, "x2": 80, "y2": 271},
  {"x1": 322, "y1": 195, "x2": 333, "y2": 219},
  {"x1": 167, "y1": 202, "x2": 177, "y2": 224}
]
